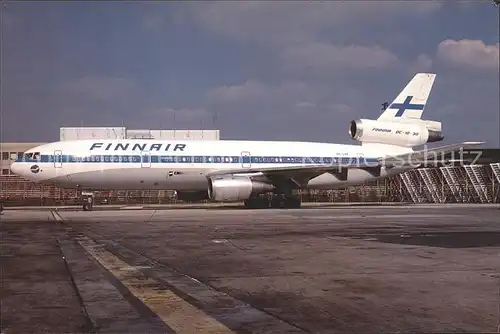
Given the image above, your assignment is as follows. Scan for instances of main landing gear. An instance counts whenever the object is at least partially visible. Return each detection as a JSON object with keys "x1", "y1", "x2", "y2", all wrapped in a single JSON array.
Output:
[
  {"x1": 81, "y1": 191, "x2": 94, "y2": 211},
  {"x1": 244, "y1": 194, "x2": 301, "y2": 209}
]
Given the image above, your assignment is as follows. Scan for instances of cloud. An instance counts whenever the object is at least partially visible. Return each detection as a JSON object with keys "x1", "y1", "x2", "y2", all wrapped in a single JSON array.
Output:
[
  {"x1": 437, "y1": 39, "x2": 499, "y2": 70},
  {"x1": 409, "y1": 54, "x2": 434, "y2": 73},
  {"x1": 206, "y1": 80, "x2": 317, "y2": 108},
  {"x1": 187, "y1": 2, "x2": 442, "y2": 46},
  {"x1": 295, "y1": 101, "x2": 316, "y2": 109},
  {"x1": 185, "y1": 2, "x2": 441, "y2": 79},
  {"x1": 2, "y1": 11, "x2": 17, "y2": 32},
  {"x1": 281, "y1": 43, "x2": 399, "y2": 76},
  {"x1": 140, "y1": 5, "x2": 186, "y2": 31},
  {"x1": 202, "y1": 81, "x2": 364, "y2": 141},
  {"x1": 141, "y1": 15, "x2": 164, "y2": 30},
  {"x1": 160, "y1": 107, "x2": 211, "y2": 121},
  {"x1": 61, "y1": 76, "x2": 136, "y2": 102},
  {"x1": 206, "y1": 80, "x2": 269, "y2": 105},
  {"x1": 203, "y1": 77, "x2": 368, "y2": 133},
  {"x1": 2, "y1": 2, "x2": 497, "y2": 146},
  {"x1": 328, "y1": 103, "x2": 355, "y2": 115},
  {"x1": 144, "y1": 107, "x2": 213, "y2": 128}
]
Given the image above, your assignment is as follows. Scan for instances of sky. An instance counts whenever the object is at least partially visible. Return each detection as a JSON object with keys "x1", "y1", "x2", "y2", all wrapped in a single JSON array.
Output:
[{"x1": 1, "y1": 1, "x2": 499, "y2": 146}]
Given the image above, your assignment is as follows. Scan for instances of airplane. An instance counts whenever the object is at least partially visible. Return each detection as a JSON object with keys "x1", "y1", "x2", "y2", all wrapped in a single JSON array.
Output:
[{"x1": 10, "y1": 73, "x2": 483, "y2": 211}]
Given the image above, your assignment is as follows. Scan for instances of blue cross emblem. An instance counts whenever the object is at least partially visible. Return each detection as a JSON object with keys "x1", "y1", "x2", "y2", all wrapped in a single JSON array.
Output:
[{"x1": 389, "y1": 96, "x2": 425, "y2": 117}]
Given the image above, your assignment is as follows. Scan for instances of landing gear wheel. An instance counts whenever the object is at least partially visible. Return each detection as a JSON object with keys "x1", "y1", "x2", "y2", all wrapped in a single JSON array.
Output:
[
  {"x1": 245, "y1": 194, "x2": 301, "y2": 209},
  {"x1": 284, "y1": 196, "x2": 301, "y2": 209},
  {"x1": 243, "y1": 199, "x2": 253, "y2": 209},
  {"x1": 270, "y1": 196, "x2": 283, "y2": 208},
  {"x1": 269, "y1": 194, "x2": 301, "y2": 209},
  {"x1": 244, "y1": 197, "x2": 269, "y2": 209}
]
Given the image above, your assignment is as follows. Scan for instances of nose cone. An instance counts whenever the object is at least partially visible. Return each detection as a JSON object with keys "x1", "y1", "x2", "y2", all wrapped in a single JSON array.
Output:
[
  {"x1": 10, "y1": 162, "x2": 41, "y2": 180},
  {"x1": 10, "y1": 162, "x2": 22, "y2": 176}
]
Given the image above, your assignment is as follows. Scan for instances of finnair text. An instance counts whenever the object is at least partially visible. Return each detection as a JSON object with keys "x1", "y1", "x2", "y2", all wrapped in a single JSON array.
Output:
[{"x1": 89, "y1": 142, "x2": 187, "y2": 152}]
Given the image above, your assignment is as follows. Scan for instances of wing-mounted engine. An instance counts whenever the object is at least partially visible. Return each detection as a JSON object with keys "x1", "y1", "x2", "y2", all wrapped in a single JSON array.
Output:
[
  {"x1": 208, "y1": 176, "x2": 275, "y2": 201},
  {"x1": 349, "y1": 118, "x2": 443, "y2": 147}
]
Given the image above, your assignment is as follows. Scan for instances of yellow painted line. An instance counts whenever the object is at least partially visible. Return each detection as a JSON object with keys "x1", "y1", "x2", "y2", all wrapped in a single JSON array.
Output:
[{"x1": 78, "y1": 236, "x2": 234, "y2": 334}]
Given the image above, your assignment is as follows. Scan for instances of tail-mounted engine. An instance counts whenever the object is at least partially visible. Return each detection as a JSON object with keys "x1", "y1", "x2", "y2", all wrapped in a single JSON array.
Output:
[{"x1": 349, "y1": 118, "x2": 443, "y2": 147}]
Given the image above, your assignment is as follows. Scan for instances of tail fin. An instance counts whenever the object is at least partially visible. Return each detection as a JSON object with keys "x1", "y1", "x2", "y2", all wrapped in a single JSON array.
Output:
[{"x1": 378, "y1": 73, "x2": 436, "y2": 121}]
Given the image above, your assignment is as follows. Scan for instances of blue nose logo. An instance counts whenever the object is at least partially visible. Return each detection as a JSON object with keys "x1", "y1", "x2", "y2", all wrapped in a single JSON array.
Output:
[{"x1": 30, "y1": 165, "x2": 40, "y2": 174}]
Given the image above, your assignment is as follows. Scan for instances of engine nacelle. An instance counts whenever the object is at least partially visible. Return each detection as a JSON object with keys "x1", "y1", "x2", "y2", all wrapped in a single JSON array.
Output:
[
  {"x1": 349, "y1": 118, "x2": 443, "y2": 147},
  {"x1": 208, "y1": 176, "x2": 275, "y2": 202},
  {"x1": 175, "y1": 190, "x2": 210, "y2": 202}
]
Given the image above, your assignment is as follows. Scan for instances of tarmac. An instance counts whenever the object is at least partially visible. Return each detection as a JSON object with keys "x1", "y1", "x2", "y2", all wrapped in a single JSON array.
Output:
[{"x1": 1, "y1": 204, "x2": 500, "y2": 333}]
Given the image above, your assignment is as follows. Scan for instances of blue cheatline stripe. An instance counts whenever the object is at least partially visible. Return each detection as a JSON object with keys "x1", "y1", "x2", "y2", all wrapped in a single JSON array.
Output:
[{"x1": 17, "y1": 154, "x2": 380, "y2": 165}]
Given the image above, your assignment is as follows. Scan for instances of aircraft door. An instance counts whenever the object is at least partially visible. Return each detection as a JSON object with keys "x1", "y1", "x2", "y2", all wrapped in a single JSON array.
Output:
[
  {"x1": 356, "y1": 152, "x2": 366, "y2": 164},
  {"x1": 141, "y1": 151, "x2": 151, "y2": 168},
  {"x1": 54, "y1": 150, "x2": 63, "y2": 168},
  {"x1": 241, "y1": 151, "x2": 251, "y2": 168}
]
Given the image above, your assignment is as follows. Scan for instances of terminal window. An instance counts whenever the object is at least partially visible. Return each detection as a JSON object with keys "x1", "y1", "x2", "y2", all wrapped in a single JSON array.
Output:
[
  {"x1": 1, "y1": 169, "x2": 9, "y2": 175},
  {"x1": 2, "y1": 152, "x2": 8, "y2": 160},
  {"x1": 9, "y1": 152, "x2": 17, "y2": 160}
]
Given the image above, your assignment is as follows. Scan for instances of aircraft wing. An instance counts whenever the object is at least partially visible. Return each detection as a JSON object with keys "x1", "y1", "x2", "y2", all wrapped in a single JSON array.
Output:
[
  {"x1": 205, "y1": 141, "x2": 484, "y2": 179},
  {"x1": 205, "y1": 161, "x2": 381, "y2": 188},
  {"x1": 205, "y1": 160, "x2": 379, "y2": 178},
  {"x1": 379, "y1": 141, "x2": 485, "y2": 167}
]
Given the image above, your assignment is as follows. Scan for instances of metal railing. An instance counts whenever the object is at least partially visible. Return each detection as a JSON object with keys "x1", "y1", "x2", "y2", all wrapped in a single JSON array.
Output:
[{"x1": 2, "y1": 164, "x2": 499, "y2": 205}]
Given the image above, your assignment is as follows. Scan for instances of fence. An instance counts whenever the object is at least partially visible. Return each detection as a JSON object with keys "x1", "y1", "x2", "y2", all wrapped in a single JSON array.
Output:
[{"x1": 1, "y1": 163, "x2": 499, "y2": 206}]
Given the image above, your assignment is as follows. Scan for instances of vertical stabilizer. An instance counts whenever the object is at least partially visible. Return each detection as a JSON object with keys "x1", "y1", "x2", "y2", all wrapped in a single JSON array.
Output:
[{"x1": 378, "y1": 73, "x2": 436, "y2": 121}]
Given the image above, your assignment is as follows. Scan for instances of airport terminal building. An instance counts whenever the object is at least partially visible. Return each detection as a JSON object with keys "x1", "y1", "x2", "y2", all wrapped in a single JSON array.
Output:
[{"x1": 1, "y1": 127, "x2": 499, "y2": 205}]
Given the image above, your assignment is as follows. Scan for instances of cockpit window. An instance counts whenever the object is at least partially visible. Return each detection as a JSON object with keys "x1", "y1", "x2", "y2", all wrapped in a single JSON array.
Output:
[{"x1": 23, "y1": 152, "x2": 40, "y2": 161}]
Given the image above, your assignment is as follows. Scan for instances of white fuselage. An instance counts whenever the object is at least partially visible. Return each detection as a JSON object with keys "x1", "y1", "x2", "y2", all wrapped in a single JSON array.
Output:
[{"x1": 11, "y1": 139, "x2": 413, "y2": 192}]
